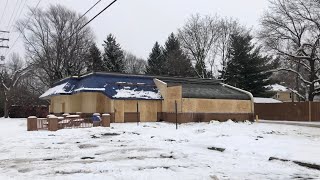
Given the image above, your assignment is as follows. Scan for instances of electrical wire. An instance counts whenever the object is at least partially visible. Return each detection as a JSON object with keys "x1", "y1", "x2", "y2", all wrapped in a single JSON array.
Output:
[
  {"x1": 4, "y1": 0, "x2": 42, "y2": 57},
  {"x1": 67, "y1": 0, "x2": 118, "y2": 41},
  {"x1": 6, "y1": 0, "x2": 118, "y2": 57},
  {"x1": 76, "y1": 0, "x2": 102, "y2": 23},
  {"x1": 9, "y1": 0, "x2": 28, "y2": 32},
  {"x1": 0, "y1": 0, "x2": 9, "y2": 26},
  {"x1": 6, "y1": 0, "x2": 21, "y2": 28}
]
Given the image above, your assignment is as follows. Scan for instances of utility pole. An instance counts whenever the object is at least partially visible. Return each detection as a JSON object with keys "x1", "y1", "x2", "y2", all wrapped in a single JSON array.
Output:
[{"x1": 0, "y1": 30, "x2": 9, "y2": 65}]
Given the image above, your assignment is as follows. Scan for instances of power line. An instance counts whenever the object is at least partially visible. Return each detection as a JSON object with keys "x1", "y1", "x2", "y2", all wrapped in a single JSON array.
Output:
[
  {"x1": 6, "y1": 0, "x2": 118, "y2": 57},
  {"x1": 80, "y1": 0, "x2": 118, "y2": 32},
  {"x1": 8, "y1": 0, "x2": 28, "y2": 32},
  {"x1": 6, "y1": 0, "x2": 29, "y2": 53},
  {"x1": 76, "y1": 0, "x2": 102, "y2": 23},
  {"x1": 6, "y1": 0, "x2": 21, "y2": 28},
  {"x1": 0, "y1": 0, "x2": 9, "y2": 26},
  {"x1": 68, "y1": 0, "x2": 118, "y2": 41},
  {"x1": 4, "y1": 0, "x2": 42, "y2": 57}
]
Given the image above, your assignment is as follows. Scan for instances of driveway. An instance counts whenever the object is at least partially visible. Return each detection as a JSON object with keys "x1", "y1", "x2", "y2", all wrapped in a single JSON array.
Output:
[{"x1": 259, "y1": 120, "x2": 320, "y2": 128}]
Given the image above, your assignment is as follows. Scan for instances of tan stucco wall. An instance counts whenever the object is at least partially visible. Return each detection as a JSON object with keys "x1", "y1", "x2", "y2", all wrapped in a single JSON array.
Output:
[
  {"x1": 50, "y1": 95, "x2": 81, "y2": 113},
  {"x1": 114, "y1": 100, "x2": 162, "y2": 123},
  {"x1": 49, "y1": 84, "x2": 252, "y2": 122},
  {"x1": 68, "y1": 94, "x2": 81, "y2": 112},
  {"x1": 154, "y1": 79, "x2": 182, "y2": 113},
  {"x1": 80, "y1": 93, "x2": 98, "y2": 113},
  {"x1": 166, "y1": 86, "x2": 182, "y2": 112},
  {"x1": 96, "y1": 93, "x2": 113, "y2": 113},
  {"x1": 154, "y1": 79, "x2": 167, "y2": 111},
  {"x1": 137, "y1": 100, "x2": 162, "y2": 122},
  {"x1": 114, "y1": 100, "x2": 125, "y2": 123},
  {"x1": 50, "y1": 92, "x2": 113, "y2": 114},
  {"x1": 182, "y1": 98, "x2": 253, "y2": 113}
]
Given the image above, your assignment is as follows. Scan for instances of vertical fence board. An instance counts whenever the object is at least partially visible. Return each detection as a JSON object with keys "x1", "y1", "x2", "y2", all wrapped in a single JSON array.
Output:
[{"x1": 255, "y1": 102, "x2": 320, "y2": 121}]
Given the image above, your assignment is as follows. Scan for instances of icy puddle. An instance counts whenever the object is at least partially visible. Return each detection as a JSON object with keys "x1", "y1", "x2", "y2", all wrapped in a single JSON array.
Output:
[{"x1": 0, "y1": 118, "x2": 319, "y2": 180}]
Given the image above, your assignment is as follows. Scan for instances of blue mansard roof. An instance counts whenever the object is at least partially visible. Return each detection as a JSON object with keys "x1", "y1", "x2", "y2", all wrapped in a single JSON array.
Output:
[
  {"x1": 40, "y1": 72, "x2": 252, "y2": 101},
  {"x1": 40, "y1": 72, "x2": 162, "y2": 100}
]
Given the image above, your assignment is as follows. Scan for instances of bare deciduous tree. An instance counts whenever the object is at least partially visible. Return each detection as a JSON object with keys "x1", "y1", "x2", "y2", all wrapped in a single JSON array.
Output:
[
  {"x1": 218, "y1": 18, "x2": 245, "y2": 80},
  {"x1": 0, "y1": 53, "x2": 29, "y2": 117},
  {"x1": 17, "y1": 4, "x2": 94, "y2": 87},
  {"x1": 259, "y1": 0, "x2": 320, "y2": 101},
  {"x1": 123, "y1": 51, "x2": 146, "y2": 74},
  {"x1": 178, "y1": 14, "x2": 221, "y2": 78}
]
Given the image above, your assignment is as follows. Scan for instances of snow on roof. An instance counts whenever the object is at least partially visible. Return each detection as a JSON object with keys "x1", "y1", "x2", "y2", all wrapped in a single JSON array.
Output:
[
  {"x1": 74, "y1": 87, "x2": 105, "y2": 92},
  {"x1": 40, "y1": 73, "x2": 162, "y2": 100},
  {"x1": 39, "y1": 82, "x2": 72, "y2": 98},
  {"x1": 112, "y1": 89, "x2": 162, "y2": 100},
  {"x1": 267, "y1": 84, "x2": 288, "y2": 92},
  {"x1": 254, "y1": 97, "x2": 282, "y2": 103}
]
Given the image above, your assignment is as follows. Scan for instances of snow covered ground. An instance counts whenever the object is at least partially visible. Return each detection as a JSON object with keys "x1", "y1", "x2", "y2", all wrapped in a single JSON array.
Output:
[{"x1": 0, "y1": 118, "x2": 320, "y2": 180}]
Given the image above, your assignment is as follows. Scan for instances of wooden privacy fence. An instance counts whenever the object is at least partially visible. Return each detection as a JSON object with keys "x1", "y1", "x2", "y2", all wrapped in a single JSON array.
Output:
[
  {"x1": 255, "y1": 102, "x2": 320, "y2": 121},
  {"x1": 158, "y1": 112, "x2": 254, "y2": 123}
]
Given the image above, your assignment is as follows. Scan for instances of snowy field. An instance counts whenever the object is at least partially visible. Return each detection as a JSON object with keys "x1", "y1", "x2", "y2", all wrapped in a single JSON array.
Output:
[{"x1": 0, "y1": 118, "x2": 320, "y2": 180}]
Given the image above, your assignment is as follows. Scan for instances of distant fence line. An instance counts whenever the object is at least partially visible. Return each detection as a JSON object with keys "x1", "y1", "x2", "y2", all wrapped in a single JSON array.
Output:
[
  {"x1": 9, "y1": 105, "x2": 49, "y2": 118},
  {"x1": 255, "y1": 102, "x2": 320, "y2": 121}
]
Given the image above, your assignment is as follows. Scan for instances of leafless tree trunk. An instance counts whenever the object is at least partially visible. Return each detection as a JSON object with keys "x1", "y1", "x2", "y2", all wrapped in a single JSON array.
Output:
[
  {"x1": 217, "y1": 18, "x2": 245, "y2": 80},
  {"x1": 259, "y1": 0, "x2": 320, "y2": 101},
  {"x1": 17, "y1": 5, "x2": 94, "y2": 87},
  {"x1": 207, "y1": 48, "x2": 218, "y2": 78}
]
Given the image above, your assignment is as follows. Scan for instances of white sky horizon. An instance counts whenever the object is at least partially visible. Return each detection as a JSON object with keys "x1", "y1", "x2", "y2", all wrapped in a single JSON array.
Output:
[{"x1": 0, "y1": 0, "x2": 269, "y2": 61}]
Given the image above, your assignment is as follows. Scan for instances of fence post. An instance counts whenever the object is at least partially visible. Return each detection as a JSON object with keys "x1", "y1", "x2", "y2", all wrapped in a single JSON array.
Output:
[
  {"x1": 137, "y1": 101, "x2": 139, "y2": 126},
  {"x1": 255, "y1": 115, "x2": 259, "y2": 123},
  {"x1": 27, "y1": 116, "x2": 38, "y2": 131},
  {"x1": 48, "y1": 116, "x2": 58, "y2": 131},
  {"x1": 175, "y1": 100, "x2": 178, "y2": 130},
  {"x1": 102, "y1": 114, "x2": 110, "y2": 127}
]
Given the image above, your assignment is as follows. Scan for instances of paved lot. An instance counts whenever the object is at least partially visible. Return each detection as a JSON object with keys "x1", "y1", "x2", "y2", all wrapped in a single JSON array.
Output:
[{"x1": 259, "y1": 120, "x2": 320, "y2": 128}]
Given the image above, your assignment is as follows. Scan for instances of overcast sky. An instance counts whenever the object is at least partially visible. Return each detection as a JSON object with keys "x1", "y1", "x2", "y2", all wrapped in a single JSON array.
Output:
[{"x1": 0, "y1": 0, "x2": 269, "y2": 60}]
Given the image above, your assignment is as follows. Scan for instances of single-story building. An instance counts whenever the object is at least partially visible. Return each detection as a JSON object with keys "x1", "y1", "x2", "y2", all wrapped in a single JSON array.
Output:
[{"x1": 40, "y1": 72, "x2": 254, "y2": 123}]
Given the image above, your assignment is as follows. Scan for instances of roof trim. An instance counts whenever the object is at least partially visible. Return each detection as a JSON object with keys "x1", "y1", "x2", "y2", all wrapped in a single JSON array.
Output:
[
  {"x1": 51, "y1": 72, "x2": 221, "y2": 88},
  {"x1": 221, "y1": 83, "x2": 254, "y2": 112}
]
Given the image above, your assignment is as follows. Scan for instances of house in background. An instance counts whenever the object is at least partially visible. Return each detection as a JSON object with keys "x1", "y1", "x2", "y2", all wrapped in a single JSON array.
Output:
[
  {"x1": 267, "y1": 84, "x2": 299, "y2": 102},
  {"x1": 40, "y1": 72, "x2": 254, "y2": 123}
]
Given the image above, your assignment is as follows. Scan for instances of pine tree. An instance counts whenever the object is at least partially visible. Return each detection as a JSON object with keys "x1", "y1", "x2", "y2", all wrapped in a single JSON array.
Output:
[
  {"x1": 163, "y1": 33, "x2": 195, "y2": 77},
  {"x1": 224, "y1": 32, "x2": 277, "y2": 97},
  {"x1": 146, "y1": 42, "x2": 166, "y2": 75},
  {"x1": 102, "y1": 34, "x2": 125, "y2": 73},
  {"x1": 86, "y1": 43, "x2": 104, "y2": 72}
]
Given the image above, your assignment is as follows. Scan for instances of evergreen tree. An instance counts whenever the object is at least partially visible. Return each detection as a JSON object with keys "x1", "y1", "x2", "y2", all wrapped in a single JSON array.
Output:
[
  {"x1": 86, "y1": 43, "x2": 104, "y2": 72},
  {"x1": 224, "y1": 32, "x2": 277, "y2": 97},
  {"x1": 146, "y1": 42, "x2": 166, "y2": 75},
  {"x1": 102, "y1": 34, "x2": 125, "y2": 73},
  {"x1": 163, "y1": 33, "x2": 195, "y2": 77}
]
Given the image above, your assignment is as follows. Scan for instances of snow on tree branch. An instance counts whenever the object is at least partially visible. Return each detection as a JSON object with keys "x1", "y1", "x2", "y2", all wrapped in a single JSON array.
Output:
[{"x1": 270, "y1": 68, "x2": 311, "y2": 85}]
